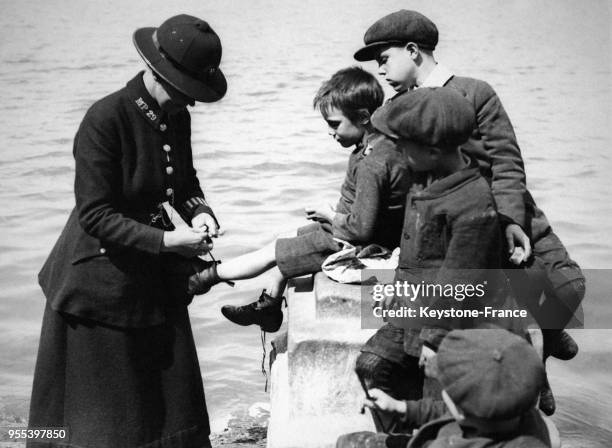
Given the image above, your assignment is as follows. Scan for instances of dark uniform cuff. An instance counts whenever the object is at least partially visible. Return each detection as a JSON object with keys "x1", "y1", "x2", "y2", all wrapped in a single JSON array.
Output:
[{"x1": 180, "y1": 196, "x2": 219, "y2": 227}]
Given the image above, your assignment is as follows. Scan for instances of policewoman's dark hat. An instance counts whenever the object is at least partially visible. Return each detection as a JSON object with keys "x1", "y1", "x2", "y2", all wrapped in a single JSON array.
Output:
[{"x1": 133, "y1": 14, "x2": 227, "y2": 102}]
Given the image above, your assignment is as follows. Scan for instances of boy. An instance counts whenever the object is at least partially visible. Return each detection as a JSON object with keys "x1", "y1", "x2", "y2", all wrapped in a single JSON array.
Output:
[
  {"x1": 356, "y1": 87, "x2": 522, "y2": 420},
  {"x1": 338, "y1": 329, "x2": 558, "y2": 448},
  {"x1": 374, "y1": 87, "x2": 524, "y2": 349},
  {"x1": 188, "y1": 67, "x2": 416, "y2": 332},
  {"x1": 354, "y1": 10, "x2": 584, "y2": 414}
]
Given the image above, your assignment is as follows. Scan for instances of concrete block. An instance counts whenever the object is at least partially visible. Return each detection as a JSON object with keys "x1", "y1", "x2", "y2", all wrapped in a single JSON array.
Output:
[
  {"x1": 314, "y1": 274, "x2": 362, "y2": 319},
  {"x1": 267, "y1": 275, "x2": 378, "y2": 448}
]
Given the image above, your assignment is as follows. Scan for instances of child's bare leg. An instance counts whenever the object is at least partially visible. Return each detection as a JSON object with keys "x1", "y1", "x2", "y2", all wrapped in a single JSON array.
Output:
[
  {"x1": 266, "y1": 266, "x2": 288, "y2": 298},
  {"x1": 216, "y1": 240, "x2": 277, "y2": 281}
]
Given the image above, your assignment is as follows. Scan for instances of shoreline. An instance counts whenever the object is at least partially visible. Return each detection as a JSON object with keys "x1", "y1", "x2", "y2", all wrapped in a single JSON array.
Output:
[{"x1": 0, "y1": 396, "x2": 268, "y2": 448}]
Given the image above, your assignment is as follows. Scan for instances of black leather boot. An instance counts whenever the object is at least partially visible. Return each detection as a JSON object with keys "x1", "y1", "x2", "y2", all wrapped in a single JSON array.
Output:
[
  {"x1": 538, "y1": 373, "x2": 556, "y2": 416},
  {"x1": 187, "y1": 259, "x2": 221, "y2": 295},
  {"x1": 221, "y1": 289, "x2": 285, "y2": 332},
  {"x1": 543, "y1": 329, "x2": 578, "y2": 361}
]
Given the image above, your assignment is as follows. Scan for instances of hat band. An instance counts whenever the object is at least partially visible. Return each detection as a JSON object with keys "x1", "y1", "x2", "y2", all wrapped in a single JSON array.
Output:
[{"x1": 152, "y1": 30, "x2": 219, "y2": 82}]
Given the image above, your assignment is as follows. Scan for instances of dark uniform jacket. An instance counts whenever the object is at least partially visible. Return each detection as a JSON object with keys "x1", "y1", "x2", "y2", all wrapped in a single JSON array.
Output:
[
  {"x1": 38, "y1": 72, "x2": 215, "y2": 328},
  {"x1": 333, "y1": 132, "x2": 417, "y2": 250},
  {"x1": 394, "y1": 164, "x2": 521, "y2": 356}
]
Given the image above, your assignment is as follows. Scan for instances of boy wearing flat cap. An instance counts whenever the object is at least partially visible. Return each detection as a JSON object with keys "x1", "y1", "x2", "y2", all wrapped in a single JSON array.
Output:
[
  {"x1": 356, "y1": 87, "x2": 525, "y2": 424},
  {"x1": 372, "y1": 87, "x2": 524, "y2": 343},
  {"x1": 354, "y1": 9, "x2": 585, "y2": 415},
  {"x1": 30, "y1": 14, "x2": 225, "y2": 448},
  {"x1": 338, "y1": 329, "x2": 559, "y2": 448}
]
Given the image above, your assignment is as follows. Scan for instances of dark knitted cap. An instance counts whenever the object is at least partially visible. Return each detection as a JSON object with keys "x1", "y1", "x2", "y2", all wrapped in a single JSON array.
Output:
[
  {"x1": 354, "y1": 10, "x2": 438, "y2": 61},
  {"x1": 371, "y1": 87, "x2": 475, "y2": 147},
  {"x1": 437, "y1": 329, "x2": 545, "y2": 420}
]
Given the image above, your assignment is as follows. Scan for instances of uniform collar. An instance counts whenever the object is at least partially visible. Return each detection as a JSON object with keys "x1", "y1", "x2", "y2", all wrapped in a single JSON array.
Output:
[
  {"x1": 126, "y1": 71, "x2": 168, "y2": 131},
  {"x1": 418, "y1": 63, "x2": 455, "y2": 88}
]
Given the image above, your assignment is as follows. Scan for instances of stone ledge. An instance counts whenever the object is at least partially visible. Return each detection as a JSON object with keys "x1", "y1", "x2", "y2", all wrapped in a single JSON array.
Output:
[
  {"x1": 314, "y1": 274, "x2": 362, "y2": 319},
  {"x1": 267, "y1": 273, "x2": 378, "y2": 448}
]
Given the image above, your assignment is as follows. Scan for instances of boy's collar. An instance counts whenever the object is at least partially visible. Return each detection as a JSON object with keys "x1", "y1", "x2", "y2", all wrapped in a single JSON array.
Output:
[
  {"x1": 358, "y1": 131, "x2": 376, "y2": 156},
  {"x1": 418, "y1": 63, "x2": 454, "y2": 88}
]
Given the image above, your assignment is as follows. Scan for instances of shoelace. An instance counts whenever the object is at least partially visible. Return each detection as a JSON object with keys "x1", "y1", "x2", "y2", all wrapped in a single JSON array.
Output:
[
  {"x1": 260, "y1": 329, "x2": 268, "y2": 392},
  {"x1": 206, "y1": 251, "x2": 234, "y2": 287}
]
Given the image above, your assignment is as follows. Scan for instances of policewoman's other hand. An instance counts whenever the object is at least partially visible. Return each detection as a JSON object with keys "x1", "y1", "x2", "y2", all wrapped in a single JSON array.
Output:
[
  {"x1": 192, "y1": 213, "x2": 219, "y2": 237},
  {"x1": 162, "y1": 227, "x2": 212, "y2": 257}
]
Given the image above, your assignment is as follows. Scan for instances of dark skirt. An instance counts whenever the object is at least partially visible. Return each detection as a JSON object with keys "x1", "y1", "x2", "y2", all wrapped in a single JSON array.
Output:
[{"x1": 27, "y1": 302, "x2": 211, "y2": 448}]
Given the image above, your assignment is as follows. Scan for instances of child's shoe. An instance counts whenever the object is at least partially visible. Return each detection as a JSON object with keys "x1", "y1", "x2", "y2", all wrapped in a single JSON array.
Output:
[
  {"x1": 187, "y1": 259, "x2": 221, "y2": 295},
  {"x1": 543, "y1": 330, "x2": 579, "y2": 361},
  {"x1": 538, "y1": 376, "x2": 556, "y2": 416},
  {"x1": 221, "y1": 290, "x2": 286, "y2": 332}
]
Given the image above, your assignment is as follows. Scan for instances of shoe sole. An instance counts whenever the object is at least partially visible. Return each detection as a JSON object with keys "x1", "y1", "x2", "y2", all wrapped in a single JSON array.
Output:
[{"x1": 221, "y1": 307, "x2": 283, "y2": 332}]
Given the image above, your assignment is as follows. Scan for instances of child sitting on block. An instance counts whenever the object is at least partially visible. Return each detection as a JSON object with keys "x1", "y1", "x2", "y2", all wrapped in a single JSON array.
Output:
[{"x1": 187, "y1": 66, "x2": 417, "y2": 332}]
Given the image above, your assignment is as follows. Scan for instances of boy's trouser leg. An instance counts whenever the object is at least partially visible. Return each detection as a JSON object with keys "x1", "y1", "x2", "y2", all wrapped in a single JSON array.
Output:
[
  {"x1": 526, "y1": 230, "x2": 586, "y2": 330},
  {"x1": 275, "y1": 222, "x2": 340, "y2": 279}
]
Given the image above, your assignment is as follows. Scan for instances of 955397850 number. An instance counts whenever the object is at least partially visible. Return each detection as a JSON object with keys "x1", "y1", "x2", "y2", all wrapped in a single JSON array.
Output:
[{"x1": 5, "y1": 427, "x2": 68, "y2": 440}]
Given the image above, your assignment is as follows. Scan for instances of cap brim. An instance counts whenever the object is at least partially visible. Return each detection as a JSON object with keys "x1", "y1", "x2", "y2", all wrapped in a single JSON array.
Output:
[
  {"x1": 353, "y1": 40, "x2": 405, "y2": 61},
  {"x1": 371, "y1": 105, "x2": 399, "y2": 140},
  {"x1": 133, "y1": 27, "x2": 227, "y2": 103}
]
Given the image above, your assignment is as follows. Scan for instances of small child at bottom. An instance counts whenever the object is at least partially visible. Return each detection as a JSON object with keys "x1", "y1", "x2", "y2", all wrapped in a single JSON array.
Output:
[{"x1": 337, "y1": 329, "x2": 560, "y2": 448}]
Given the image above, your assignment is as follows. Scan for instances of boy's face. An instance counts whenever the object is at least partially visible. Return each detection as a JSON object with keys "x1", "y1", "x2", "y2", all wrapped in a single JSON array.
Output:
[
  {"x1": 375, "y1": 45, "x2": 418, "y2": 92},
  {"x1": 323, "y1": 107, "x2": 365, "y2": 148},
  {"x1": 397, "y1": 138, "x2": 438, "y2": 171}
]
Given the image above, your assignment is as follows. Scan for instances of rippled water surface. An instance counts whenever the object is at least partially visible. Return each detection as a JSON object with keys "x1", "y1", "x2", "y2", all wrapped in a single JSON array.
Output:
[{"x1": 0, "y1": 0, "x2": 610, "y2": 445}]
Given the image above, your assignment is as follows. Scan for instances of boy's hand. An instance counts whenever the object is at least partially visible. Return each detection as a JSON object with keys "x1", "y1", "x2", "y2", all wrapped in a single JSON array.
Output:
[
  {"x1": 419, "y1": 345, "x2": 437, "y2": 368},
  {"x1": 304, "y1": 203, "x2": 336, "y2": 223},
  {"x1": 505, "y1": 224, "x2": 531, "y2": 265},
  {"x1": 363, "y1": 388, "x2": 406, "y2": 414},
  {"x1": 192, "y1": 213, "x2": 219, "y2": 237}
]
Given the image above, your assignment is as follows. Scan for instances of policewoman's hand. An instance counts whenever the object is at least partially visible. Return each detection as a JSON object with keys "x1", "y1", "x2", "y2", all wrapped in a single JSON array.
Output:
[
  {"x1": 192, "y1": 213, "x2": 219, "y2": 237},
  {"x1": 162, "y1": 226, "x2": 212, "y2": 258}
]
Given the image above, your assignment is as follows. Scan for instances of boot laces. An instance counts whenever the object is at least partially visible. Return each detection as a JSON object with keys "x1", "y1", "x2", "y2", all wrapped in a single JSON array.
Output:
[{"x1": 261, "y1": 329, "x2": 268, "y2": 392}]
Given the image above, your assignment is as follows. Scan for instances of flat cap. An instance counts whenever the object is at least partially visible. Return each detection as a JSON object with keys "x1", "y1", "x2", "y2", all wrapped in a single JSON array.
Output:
[
  {"x1": 437, "y1": 329, "x2": 545, "y2": 420},
  {"x1": 354, "y1": 10, "x2": 438, "y2": 61},
  {"x1": 371, "y1": 87, "x2": 476, "y2": 147}
]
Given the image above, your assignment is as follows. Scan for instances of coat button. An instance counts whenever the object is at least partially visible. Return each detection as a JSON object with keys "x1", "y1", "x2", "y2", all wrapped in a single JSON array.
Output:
[
  {"x1": 166, "y1": 188, "x2": 174, "y2": 197},
  {"x1": 163, "y1": 144, "x2": 171, "y2": 152},
  {"x1": 166, "y1": 166, "x2": 174, "y2": 175},
  {"x1": 159, "y1": 123, "x2": 167, "y2": 132},
  {"x1": 99, "y1": 248, "x2": 106, "y2": 254}
]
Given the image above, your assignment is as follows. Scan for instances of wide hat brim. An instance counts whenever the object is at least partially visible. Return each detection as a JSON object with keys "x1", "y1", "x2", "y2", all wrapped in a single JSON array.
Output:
[
  {"x1": 354, "y1": 40, "x2": 405, "y2": 61},
  {"x1": 133, "y1": 27, "x2": 227, "y2": 103}
]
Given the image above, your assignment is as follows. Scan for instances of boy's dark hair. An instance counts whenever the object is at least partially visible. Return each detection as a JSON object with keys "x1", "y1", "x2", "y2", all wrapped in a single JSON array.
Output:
[{"x1": 313, "y1": 67, "x2": 384, "y2": 123}]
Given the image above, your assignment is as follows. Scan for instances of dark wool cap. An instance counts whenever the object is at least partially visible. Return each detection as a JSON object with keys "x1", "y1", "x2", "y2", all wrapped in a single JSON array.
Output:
[
  {"x1": 371, "y1": 87, "x2": 476, "y2": 147},
  {"x1": 354, "y1": 10, "x2": 438, "y2": 61},
  {"x1": 437, "y1": 329, "x2": 545, "y2": 420}
]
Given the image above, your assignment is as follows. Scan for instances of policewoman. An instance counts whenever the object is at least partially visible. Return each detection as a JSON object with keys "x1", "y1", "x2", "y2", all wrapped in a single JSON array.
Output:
[{"x1": 28, "y1": 15, "x2": 226, "y2": 448}]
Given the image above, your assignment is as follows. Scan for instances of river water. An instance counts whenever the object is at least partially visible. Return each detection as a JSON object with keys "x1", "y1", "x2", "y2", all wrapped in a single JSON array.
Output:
[{"x1": 0, "y1": 0, "x2": 610, "y2": 446}]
